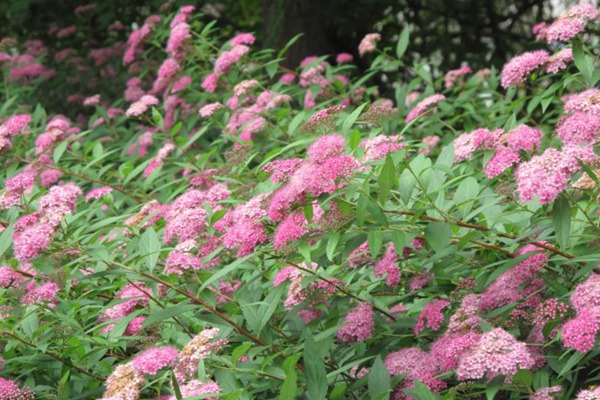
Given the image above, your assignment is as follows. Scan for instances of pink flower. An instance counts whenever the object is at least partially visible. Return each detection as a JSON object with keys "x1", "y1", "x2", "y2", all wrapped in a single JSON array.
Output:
[
  {"x1": 201, "y1": 73, "x2": 219, "y2": 93},
  {"x1": 564, "y1": 89, "x2": 600, "y2": 115},
  {"x1": 166, "y1": 23, "x2": 191, "y2": 58},
  {"x1": 131, "y1": 346, "x2": 178, "y2": 376},
  {"x1": 214, "y1": 45, "x2": 249, "y2": 74},
  {"x1": 562, "y1": 309, "x2": 600, "y2": 353},
  {"x1": 358, "y1": 33, "x2": 381, "y2": 56},
  {"x1": 13, "y1": 223, "x2": 54, "y2": 262},
  {"x1": 336, "y1": 53, "x2": 353, "y2": 63},
  {"x1": 0, "y1": 377, "x2": 35, "y2": 400},
  {"x1": 444, "y1": 65, "x2": 472, "y2": 89},
  {"x1": 385, "y1": 348, "x2": 446, "y2": 396},
  {"x1": 126, "y1": 95, "x2": 159, "y2": 117},
  {"x1": 539, "y1": 4, "x2": 598, "y2": 43},
  {"x1": 199, "y1": 102, "x2": 224, "y2": 118},
  {"x1": 544, "y1": 48, "x2": 573, "y2": 73},
  {"x1": 360, "y1": 135, "x2": 405, "y2": 162},
  {"x1": 279, "y1": 73, "x2": 295, "y2": 84},
  {"x1": 374, "y1": 243, "x2": 400, "y2": 286},
  {"x1": 1, "y1": 114, "x2": 32, "y2": 135},
  {"x1": 431, "y1": 331, "x2": 481, "y2": 372},
  {"x1": 22, "y1": 281, "x2": 60, "y2": 305},
  {"x1": 501, "y1": 50, "x2": 549, "y2": 88},
  {"x1": 85, "y1": 186, "x2": 113, "y2": 201},
  {"x1": 515, "y1": 145, "x2": 596, "y2": 204},
  {"x1": 405, "y1": 94, "x2": 446, "y2": 123},
  {"x1": 230, "y1": 33, "x2": 256, "y2": 46},
  {"x1": 484, "y1": 147, "x2": 520, "y2": 178},
  {"x1": 456, "y1": 328, "x2": 535, "y2": 380},
  {"x1": 557, "y1": 112, "x2": 600, "y2": 145},
  {"x1": 530, "y1": 386, "x2": 562, "y2": 400},
  {"x1": 414, "y1": 299, "x2": 450, "y2": 334},
  {"x1": 337, "y1": 302, "x2": 374, "y2": 343}
]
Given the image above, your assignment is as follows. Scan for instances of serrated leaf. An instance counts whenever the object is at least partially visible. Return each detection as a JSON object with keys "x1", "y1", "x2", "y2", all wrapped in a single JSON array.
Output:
[{"x1": 368, "y1": 356, "x2": 391, "y2": 400}]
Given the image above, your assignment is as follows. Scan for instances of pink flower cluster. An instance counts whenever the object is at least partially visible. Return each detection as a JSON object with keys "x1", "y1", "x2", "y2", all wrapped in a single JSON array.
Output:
[
  {"x1": 265, "y1": 134, "x2": 360, "y2": 222},
  {"x1": 562, "y1": 274, "x2": 600, "y2": 352},
  {"x1": 444, "y1": 65, "x2": 472, "y2": 89},
  {"x1": 456, "y1": 328, "x2": 535, "y2": 380},
  {"x1": 515, "y1": 144, "x2": 596, "y2": 204},
  {"x1": 123, "y1": 15, "x2": 161, "y2": 64},
  {"x1": 13, "y1": 183, "x2": 82, "y2": 261},
  {"x1": 273, "y1": 263, "x2": 340, "y2": 323},
  {"x1": 500, "y1": 50, "x2": 549, "y2": 88},
  {"x1": 536, "y1": 3, "x2": 598, "y2": 43},
  {"x1": 126, "y1": 95, "x2": 159, "y2": 117},
  {"x1": 480, "y1": 244, "x2": 547, "y2": 311},
  {"x1": 0, "y1": 377, "x2": 35, "y2": 400},
  {"x1": 0, "y1": 114, "x2": 31, "y2": 151},
  {"x1": 100, "y1": 328, "x2": 223, "y2": 400},
  {"x1": 358, "y1": 33, "x2": 381, "y2": 56},
  {"x1": 347, "y1": 241, "x2": 401, "y2": 287},
  {"x1": 405, "y1": 94, "x2": 446, "y2": 123},
  {"x1": 99, "y1": 282, "x2": 152, "y2": 335},
  {"x1": 360, "y1": 135, "x2": 405, "y2": 162},
  {"x1": 336, "y1": 302, "x2": 374, "y2": 343},
  {"x1": 414, "y1": 299, "x2": 451, "y2": 334},
  {"x1": 385, "y1": 348, "x2": 446, "y2": 398},
  {"x1": 201, "y1": 34, "x2": 255, "y2": 93}
]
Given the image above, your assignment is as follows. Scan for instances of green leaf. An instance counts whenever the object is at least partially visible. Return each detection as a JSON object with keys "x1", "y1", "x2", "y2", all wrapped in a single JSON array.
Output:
[
  {"x1": 53, "y1": 141, "x2": 68, "y2": 164},
  {"x1": 435, "y1": 145, "x2": 454, "y2": 169},
  {"x1": 341, "y1": 103, "x2": 368, "y2": 136},
  {"x1": 326, "y1": 232, "x2": 340, "y2": 261},
  {"x1": 559, "y1": 351, "x2": 585, "y2": 377},
  {"x1": 396, "y1": 26, "x2": 410, "y2": 58},
  {"x1": 403, "y1": 380, "x2": 440, "y2": 400},
  {"x1": 139, "y1": 228, "x2": 160, "y2": 271},
  {"x1": 0, "y1": 226, "x2": 14, "y2": 259},
  {"x1": 512, "y1": 369, "x2": 533, "y2": 388},
  {"x1": 552, "y1": 194, "x2": 571, "y2": 250},
  {"x1": 278, "y1": 33, "x2": 303, "y2": 58},
  {"x1": 454, "y1": 177, "x2": 479, "y2": 218},
  {"x1": 256, "y1": 284, "x2": 285, "y2": 335},
  {"x1": 279, "y1": 354, "x2": 301, "y2": 400},
  {"x1": 573, "y1": 40, "x2": 594, "y2": 86},
  {"x1": 349, "y1": 129, "x2": 361, "y2": 149},
  {"x1": 424, "y1": 222, "x2": 452, "y2": 253},
  {"x1": 368, "y1": 356, "x2": 391, "y2": 400},
  {"x1": 368, "y1": 230, "x2": 383, "y2": 258},
  {"x1": 378, "y1": 155, "x2": 397, "y2": 203},
  {"x1": 143, "y1": 303, "x2": 197, "y2": 327},
  {"x1": 199, "y1": 255, "x2": 251, "y2": 292},
  {"x1": 304, "y1": 335, "x2": 328, "y2": 400},
  {"x1": 231, "y1": 342, "x2": 253, "y2": 364},
  {"x1": 151, "y1": 107, "x2": 164, "y2": 127},
  {"x1": 398, "y1": 168, "x2": 415, "y2": 205}
]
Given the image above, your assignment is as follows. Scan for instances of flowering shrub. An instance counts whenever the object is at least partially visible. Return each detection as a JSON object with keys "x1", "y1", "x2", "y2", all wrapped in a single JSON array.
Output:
[{"x1": 3, "y1": 3, "x2": 600, "y2": 400}]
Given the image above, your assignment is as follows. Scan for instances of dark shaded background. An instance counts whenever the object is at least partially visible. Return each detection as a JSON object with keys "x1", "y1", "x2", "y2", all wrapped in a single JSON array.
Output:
[{"x1": 1, "y1": 0, "x2": 579, "y2": 70}]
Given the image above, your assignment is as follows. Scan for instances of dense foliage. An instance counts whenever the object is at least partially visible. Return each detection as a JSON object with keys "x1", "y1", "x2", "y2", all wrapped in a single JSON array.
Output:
[{"x1": 3, "y1": 3, "x2": 600, "y2": 400}]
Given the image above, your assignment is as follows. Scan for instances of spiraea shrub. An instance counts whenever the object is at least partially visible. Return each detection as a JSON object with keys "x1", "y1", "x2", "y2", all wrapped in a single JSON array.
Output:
[{"x1": 3, "y1": 3, "x2": 600, "y2": 400}]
